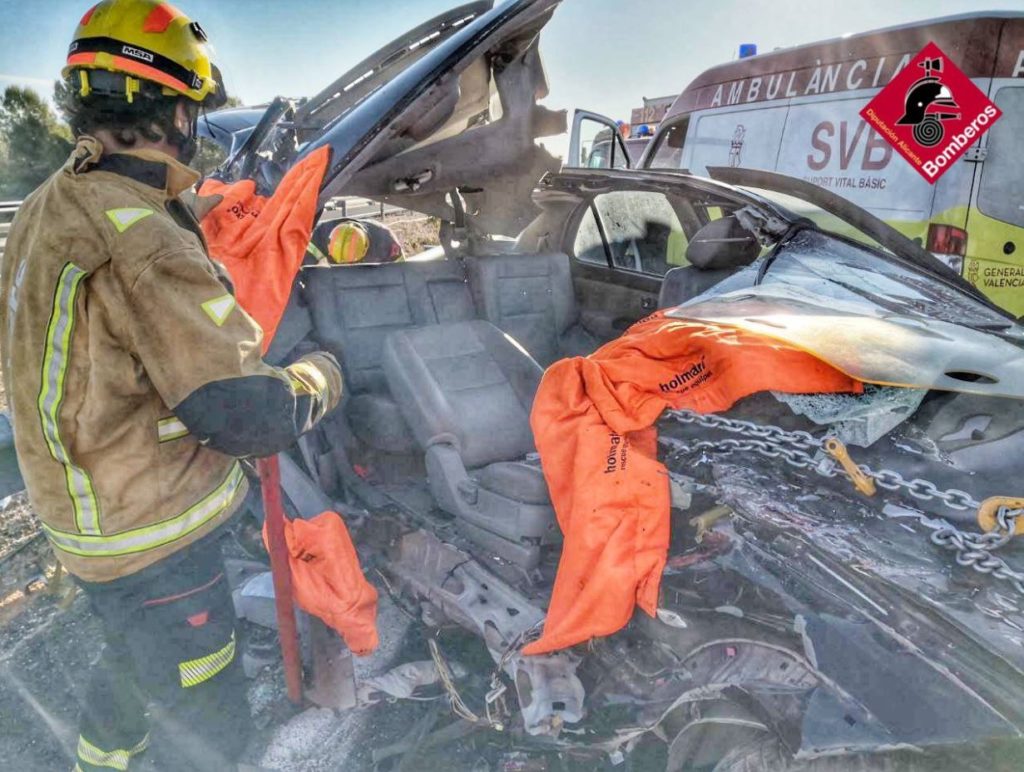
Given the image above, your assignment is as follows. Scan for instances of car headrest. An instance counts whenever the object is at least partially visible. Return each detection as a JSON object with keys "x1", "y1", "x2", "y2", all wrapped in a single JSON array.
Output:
[{"x1": 685, "y1": 215, "x2": 760, "y2": 270}]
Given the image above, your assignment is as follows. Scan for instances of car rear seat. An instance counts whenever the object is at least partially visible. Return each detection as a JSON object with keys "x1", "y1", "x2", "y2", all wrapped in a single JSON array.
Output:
[
  {"x1": 303, "y1": 260, "x2": 477, "y2": 452},
  {"x1": 467, "y1": 252, "x2": 598, "y2": 367},
  {"x1": 303, "y1": 252, "x2": 599, "y2": 452},
  {"x1": 382, "y1": 320, "x2": 558, "y2": 568}
]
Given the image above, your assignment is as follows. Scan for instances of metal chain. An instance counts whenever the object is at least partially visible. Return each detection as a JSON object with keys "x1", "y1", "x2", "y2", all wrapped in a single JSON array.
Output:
[
  {"x1": 931, "y1": 523, "x2": 1024, "y2": 595},
  {"x1": 666, "y1": 409, "x2": 981, "y2": 509},
  {"x1": 662, "y1": 409, "x2": 1024, "y2": 597},
  {"x1": 666, "y1": 410, "x2": 819, "y2": 453},
  {"x1": 660, "y1": 435, "x2": 833, "y2": 475},
  {"x1": 866, "y1": 467, "x2": 979, "y2": 511}
]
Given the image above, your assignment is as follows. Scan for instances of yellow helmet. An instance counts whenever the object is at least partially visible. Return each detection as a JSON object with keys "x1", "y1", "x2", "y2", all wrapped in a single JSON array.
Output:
[
  {"x1": 63, "y1": 0, "x2": 223, "y2": 105},
  {"x1": 328, "y1": 222, "x2": 371, "y2": 264}
]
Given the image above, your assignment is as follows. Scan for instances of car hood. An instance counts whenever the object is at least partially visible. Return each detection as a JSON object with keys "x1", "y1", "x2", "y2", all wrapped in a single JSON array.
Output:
[{"x1": 200, "y1": 0, "x2": 567, "y2": 237}]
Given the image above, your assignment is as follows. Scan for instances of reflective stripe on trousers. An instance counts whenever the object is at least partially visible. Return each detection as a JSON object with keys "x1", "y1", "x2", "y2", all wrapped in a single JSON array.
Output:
[
  {"x1": 44, "y1": 462, "x2": 244, "y2": 558},
  {"x1": 178, "y1": 631, "x2": 236, "y2": 688},
  {"x1": 36, "y1": 262, "x2": 100, "y2": 534},
  {"x1": 75, "y1": 732, "x2": 149, "y2": 771}
]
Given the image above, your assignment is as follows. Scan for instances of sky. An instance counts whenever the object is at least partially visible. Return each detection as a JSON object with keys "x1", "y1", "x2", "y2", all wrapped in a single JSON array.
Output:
[{"x1": 1, "y1": 0, "x2": 1022, "y2": 157}]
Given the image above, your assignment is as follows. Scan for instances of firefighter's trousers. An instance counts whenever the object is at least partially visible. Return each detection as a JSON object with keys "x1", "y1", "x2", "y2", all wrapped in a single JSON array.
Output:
[{"x1": 74, "y1": 533, "x2": 251, "y2": 771}]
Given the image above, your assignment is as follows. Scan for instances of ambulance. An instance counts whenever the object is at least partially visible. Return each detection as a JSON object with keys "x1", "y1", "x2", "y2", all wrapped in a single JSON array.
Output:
[{"x1": 643, "y1": 12, "x2": 1024, "y2": 315}]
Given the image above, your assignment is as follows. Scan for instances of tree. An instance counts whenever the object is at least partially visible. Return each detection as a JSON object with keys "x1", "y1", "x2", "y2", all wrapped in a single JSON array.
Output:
[
  {"x1": 0, "y1": 82, "x2": 246, "y2": 196},
  {"x1": 0, "y1": 86, "x2": 73, "y2": 198}
]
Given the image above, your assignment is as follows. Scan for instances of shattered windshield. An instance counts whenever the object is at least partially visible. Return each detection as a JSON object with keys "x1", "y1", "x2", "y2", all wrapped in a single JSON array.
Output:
[
  {"x1": 738, "y1": 186, "x2": 890, "y2": 252},
  {"x1": 757, "y1": 229, "x2": 1017, "y2": 332}
]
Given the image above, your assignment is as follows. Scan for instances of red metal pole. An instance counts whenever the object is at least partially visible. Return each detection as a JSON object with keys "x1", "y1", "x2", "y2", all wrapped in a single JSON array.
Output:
[{"x1": 257, "y1": 455, "x2": 304, "y2": 705}]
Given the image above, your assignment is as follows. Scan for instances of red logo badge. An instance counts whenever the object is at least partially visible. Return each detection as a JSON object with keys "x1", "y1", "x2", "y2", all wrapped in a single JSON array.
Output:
[{"x1": 860, "y1": 42, "x2": 1000, "y2": 184}]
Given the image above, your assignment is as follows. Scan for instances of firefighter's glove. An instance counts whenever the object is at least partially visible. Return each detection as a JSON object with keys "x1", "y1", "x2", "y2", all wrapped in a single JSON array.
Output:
[
  {"x1": 179, "y1": 189, "x2": 225, "y2": 222},
  {"x1": 285, "y1": 351, "x2": 343, "y2": 430}
]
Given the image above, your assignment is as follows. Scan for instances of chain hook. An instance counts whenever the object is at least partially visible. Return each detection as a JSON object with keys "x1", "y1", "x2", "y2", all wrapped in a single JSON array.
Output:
[
  {"x1": 823, "y1": 437, "x2": 877, "y2": 497},
  {"x1": 978, "y1": 498, "x2": 1024, "y2": 537}
]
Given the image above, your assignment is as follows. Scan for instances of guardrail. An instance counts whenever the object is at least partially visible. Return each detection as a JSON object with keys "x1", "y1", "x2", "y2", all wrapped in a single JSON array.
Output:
[
  {"x1": 0, "y1": 199, "x2": 21, "y2": 495},
  {"x1": 0, "y1": 200, "x2": 19, "y2": 262},
  {"x1": 323, "y1": 197, "x2": 403, "y2": 220}
]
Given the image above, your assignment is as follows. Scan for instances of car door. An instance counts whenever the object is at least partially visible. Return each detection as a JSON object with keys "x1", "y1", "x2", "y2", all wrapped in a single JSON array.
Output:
[
  {"x1": 555, "y1": 111, "x2": 672, "y2": 339},
  {"x1": 965, "y1": 84, "x2": 1024, "y2": 316},
  {"x1": 566, "y1": 109, "x2": 632, "y2": 170},
  {"x1": 561, "y1": 177, "x2": 701, "y2": 341}
]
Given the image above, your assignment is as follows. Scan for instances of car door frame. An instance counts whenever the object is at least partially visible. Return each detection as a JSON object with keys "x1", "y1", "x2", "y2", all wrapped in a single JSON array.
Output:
[
  {"x1": 567, "y1": 109, "x2": 632, "y2": 170},
  {"x1": 520, "y1": 167, "x2": 779, "y2": 339},
  {"x1": 525, "y1": 170, "x2": 700, "y2": 338}
]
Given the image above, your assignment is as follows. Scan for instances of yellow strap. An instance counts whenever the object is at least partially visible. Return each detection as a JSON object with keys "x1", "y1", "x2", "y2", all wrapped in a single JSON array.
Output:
[
  {"x1": 689, "y1": 504, "x2": 732, "y2": 544},
  {"x1": 307, "y1": 240, "x2": 328, "y2": 262}
]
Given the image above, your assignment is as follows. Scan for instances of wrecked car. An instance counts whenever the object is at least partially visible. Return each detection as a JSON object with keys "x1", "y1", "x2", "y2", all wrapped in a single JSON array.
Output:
[{"x1": 3, "y1": 0, "x2": 1016, "y2": 769}]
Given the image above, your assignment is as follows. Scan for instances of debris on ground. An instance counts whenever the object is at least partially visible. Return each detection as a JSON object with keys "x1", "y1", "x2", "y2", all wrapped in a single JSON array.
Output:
[
  {"x1": 383, "y1": 213, "x2": 440, "y2": 255},
  {"x1": 0, "y1": 492, "x2": 40, "y2": 559}
]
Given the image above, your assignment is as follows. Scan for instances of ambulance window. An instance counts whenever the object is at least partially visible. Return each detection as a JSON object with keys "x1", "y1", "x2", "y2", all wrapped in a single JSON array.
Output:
[
  {"x1": 978, "y1": 88, "x2": 1024, "y2": 228},
  {"x1": 649, "y1": 118, "x2": 689, "y2": 169},
  {"x1": 588, "y1": 191, "x2": 688, "y2": 275}
]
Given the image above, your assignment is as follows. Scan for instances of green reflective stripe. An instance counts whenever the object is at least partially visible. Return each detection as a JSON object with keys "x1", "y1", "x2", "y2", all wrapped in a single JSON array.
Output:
[
  {"x1": 307, "y1": 240, "x2": 328, "y2": 262},
  {"x1": 64, "y1": 465, "x2": 100, "y2": 533},
  {"x1": 77, "y1": 734, "x2": 130, "y2": 770},
  {"x1": 179, "y1": 631, "x2": 236, "y2": 687},
  {"x1": 45, "y1": 463, "x2": 244, "y2": 558},
  {"x1": 75, "y1": 732, "x2": 148, "y2": 770},
  {"x1": 201, "y1": 293, "x2": 235, "y2": 326},
  {"x1": 128, "y1": 733, "x2": 150, "y2": 755},
  {"x1": 157, "y1": 416, "x2": 189, "y2": 442},
  {"x1": 36, "y1": 263, "x2": 100, "y2": 534},
  {"x1": 105, "y1": 207, "x2": 153, "y2": 233}
]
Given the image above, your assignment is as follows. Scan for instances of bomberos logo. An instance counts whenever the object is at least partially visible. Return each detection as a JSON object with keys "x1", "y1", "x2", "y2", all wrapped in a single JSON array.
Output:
[{"x1": 860, "y1": 42, "x2": 1000, "y2": 184}]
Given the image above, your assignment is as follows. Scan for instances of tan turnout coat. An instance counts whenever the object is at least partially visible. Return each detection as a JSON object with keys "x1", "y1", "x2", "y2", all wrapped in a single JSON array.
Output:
[{"x1": 0, "y1": 137, "x2": 294, "y2": 581}]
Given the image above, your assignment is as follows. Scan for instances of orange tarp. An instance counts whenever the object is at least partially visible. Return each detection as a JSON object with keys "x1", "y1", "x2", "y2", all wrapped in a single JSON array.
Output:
[
  {"x1": 200, "y1": 150, "x2": 377, "y2": 654},
  {"x1": 199, "y1": 146, "x2": 330, "y2": 350},
  {"x1": 263, "y1": 512, "x2": 379, "y2": 655},
  {"x1": 522, "y1": 310, "x2": 862, "y2": 655}
]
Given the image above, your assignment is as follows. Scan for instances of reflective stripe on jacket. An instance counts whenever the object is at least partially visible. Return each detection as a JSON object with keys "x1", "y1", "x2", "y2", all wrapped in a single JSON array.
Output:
[{"x1": 0, "y1": 137, "x2": 331, "y2": 581}]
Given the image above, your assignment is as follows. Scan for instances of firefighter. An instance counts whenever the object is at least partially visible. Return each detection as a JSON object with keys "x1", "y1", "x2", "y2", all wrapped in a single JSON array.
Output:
[{"x1": 0, "y1": 2, "x2": 344, "y2": 769}]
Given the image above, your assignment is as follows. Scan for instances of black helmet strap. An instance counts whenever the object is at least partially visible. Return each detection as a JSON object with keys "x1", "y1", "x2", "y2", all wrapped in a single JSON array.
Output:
[{"x1": 69, "y1": 35, "x2": 205, "y2": 94}]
